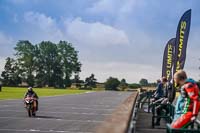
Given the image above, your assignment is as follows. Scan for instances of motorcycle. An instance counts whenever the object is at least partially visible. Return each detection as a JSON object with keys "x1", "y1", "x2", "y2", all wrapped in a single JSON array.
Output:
[{"x1": 24, "y1": 96, "x2": 37, "y2": 117}]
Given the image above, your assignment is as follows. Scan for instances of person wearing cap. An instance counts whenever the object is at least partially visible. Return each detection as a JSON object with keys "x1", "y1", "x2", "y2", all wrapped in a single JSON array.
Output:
[{"x1": 24, "y1": 87, "x2": 39, "y2": 112}]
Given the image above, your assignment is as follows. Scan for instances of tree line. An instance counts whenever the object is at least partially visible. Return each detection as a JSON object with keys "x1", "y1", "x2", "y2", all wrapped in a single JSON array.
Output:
[
  {"x1": 0, "y1": 40, "x2": 154, "y2": 90},
  {"x1": 1, "y1": 40, "x2": 81, "y2": 88},
  {"x1": 104, "y1": 77, "x2": 154, "y2": 90}
]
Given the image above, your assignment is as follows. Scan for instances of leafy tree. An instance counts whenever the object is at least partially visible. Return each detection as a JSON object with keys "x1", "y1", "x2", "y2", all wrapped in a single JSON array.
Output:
[
  {"x1": 72, "y1": 74, "x2": 81, "y2": 83},
  {"x1": 84, "y1": 74, "x2": 97, "y2": 89},
  {"x1": 119, "y1": 78, "x2": 128, "y2": 90},
  {"x1": 57, "y1": 41, "x2": 81, "y2": 87},
  {"x1": 14, "y1": 40, "x2": 36, "y2": 86},
  {"x1": 72, "y1": 74, "x2": 84, "y2": 84},
  {"x1": 1, "y1": 40, "x2": 81, "y2": 88},
  {"x1": 1, "y1": 57, "x2": 21, "y2": 86},
  {"x1": 139, "y1": 78, "x2": 148, "y2": 86},
  {"x1": 105, "y1": 77, "x2": 120, "y2": 91},
  {"x1": 36, "y1": 41, "x2": 61, "y2": 87},
  {"x1": 71, "y1": 74, "x2": 83, "y2": 88}
]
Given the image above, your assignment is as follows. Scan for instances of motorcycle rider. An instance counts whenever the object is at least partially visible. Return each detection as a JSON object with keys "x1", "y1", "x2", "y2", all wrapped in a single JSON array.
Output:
[
  {"x1": 171, "y1": 70, "x2": 200, "y2": 128},
  {"x1": 24, "y1": 87, "x2": 39, "y2": 113}
]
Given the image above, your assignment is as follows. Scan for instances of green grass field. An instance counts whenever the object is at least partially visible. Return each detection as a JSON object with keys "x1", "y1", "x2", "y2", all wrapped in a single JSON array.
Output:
[{"x1": 0, "y1": 87, "x2": 91, "y2": 100}]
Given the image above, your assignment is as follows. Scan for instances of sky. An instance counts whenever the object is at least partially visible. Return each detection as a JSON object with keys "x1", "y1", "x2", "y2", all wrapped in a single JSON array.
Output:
[{"x1": 0, "y1": 0, "x2": 200, "y2": 83}]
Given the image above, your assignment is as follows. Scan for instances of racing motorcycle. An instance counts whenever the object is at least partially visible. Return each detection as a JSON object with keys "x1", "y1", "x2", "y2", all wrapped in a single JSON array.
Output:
[{"x1": 24, "y1": 96, "x2": 37, "y2": 117}]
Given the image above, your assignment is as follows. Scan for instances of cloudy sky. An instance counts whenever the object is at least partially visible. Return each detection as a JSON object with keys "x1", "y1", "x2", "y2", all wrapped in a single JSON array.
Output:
[{"x1": 0, "y1": 0, "x2": 200, "y2": 83}]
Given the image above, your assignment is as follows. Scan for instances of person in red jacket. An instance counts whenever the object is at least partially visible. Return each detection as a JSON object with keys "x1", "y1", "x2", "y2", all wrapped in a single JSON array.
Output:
[{"x1": 171, "y1": 70, "x2": 200, "y2": 128}]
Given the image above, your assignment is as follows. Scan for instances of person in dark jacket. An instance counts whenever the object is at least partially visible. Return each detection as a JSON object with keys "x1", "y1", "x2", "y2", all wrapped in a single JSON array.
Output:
[
  {"x1": 155, "y1": 81, "x2": 174, "y2": 125},
  {"x1": 148, "y1": 77, "x2": 167, "y2": 113},
  {"x1": 152, "y1": 77, "x2": 167, "y2": 102},
  {"x1": 24, "y1": 87, "x2": 39, "y2": 111}
]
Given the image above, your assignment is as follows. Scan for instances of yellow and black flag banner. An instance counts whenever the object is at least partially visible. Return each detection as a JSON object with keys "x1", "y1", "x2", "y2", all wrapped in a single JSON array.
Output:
[
  {"x1": 170, "y1": 9, "x2": 191, "y2": 102},
  {"x1": 173, "y1": 9, "x2": 191, "y2": 74},
  {"x1": 162, "y1": 38, "x2": 175, "y2": 81}
]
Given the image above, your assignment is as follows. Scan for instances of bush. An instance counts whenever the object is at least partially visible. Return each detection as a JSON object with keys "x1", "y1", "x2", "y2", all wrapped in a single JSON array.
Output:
[
  {"x1": 139, "y1": 78, "x2": 148, "y2": 86},
  {"x1": 105, "y1": 77, "x2": 120, "y2": 91},
  {"x1": 128, "y1": 83, "x2": 141, "y2": 89}
]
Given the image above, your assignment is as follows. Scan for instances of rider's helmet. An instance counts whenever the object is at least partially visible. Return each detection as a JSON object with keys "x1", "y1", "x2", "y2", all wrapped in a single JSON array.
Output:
[{"x1": 28, "y1": 87, "x2": 33, "y2": 92}]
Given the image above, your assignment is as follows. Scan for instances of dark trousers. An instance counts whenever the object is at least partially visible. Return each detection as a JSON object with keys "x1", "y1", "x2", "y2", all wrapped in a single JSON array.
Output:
[{"x1": 156, "y1": 105, "x2": 169, "y2": 123}]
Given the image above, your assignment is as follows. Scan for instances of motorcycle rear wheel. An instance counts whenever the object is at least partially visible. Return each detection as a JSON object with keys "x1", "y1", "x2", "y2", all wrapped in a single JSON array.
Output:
[{"x1": 32, "y1": 111, "x2": 36, "y2": 117}]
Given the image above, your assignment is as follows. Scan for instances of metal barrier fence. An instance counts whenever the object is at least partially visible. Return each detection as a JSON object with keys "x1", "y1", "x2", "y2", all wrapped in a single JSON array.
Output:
[
  {"x1": 127, "y1": 90, "x2": 154, "y2": 133},
  {"x1": 137, "y1": 90, "x2": 154, "y2": 112},
  {"x1": 151, "y1": 103, "x2": 175, "y2": 128},
  {"x1": 128, "y1": 90, "x2": 200, "y2": 133},
  {"x1": 127, "y1": 92, "x2": 139, "y2": 133}
]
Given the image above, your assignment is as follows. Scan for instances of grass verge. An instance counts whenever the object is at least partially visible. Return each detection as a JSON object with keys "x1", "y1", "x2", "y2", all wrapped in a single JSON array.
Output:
[{"x1": 0, "y1": 87, "x2": 91, "y2": 100}]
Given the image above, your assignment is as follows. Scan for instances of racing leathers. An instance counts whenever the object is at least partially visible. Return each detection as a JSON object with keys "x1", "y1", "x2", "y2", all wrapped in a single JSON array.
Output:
[{"x1": 171, "y1": 78, "x2": 200, "y2": 128}]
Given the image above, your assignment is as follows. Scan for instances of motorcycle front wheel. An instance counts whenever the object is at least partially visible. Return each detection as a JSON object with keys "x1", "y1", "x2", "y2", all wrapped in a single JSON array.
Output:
[
  {"x1": 32, "y1": 112, "x2": 36, "y2": 117},
  {"x1": 28, "y1": 109, "x2": 32, "y2": 117}
]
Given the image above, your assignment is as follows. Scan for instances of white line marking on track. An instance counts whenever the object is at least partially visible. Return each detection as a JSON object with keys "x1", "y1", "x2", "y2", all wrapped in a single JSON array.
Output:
[
  {"x1": 70, "y1": 106, "x2": 114, "y2": 111},
  {"x1": 0, "y1": 110, "x2": 111, "y2": 115},
  {"x1": 41, "y1": 103, "x2": 113, "y2": 108},
  {"x1": 0, "y1": 103, "x2": 114, "y2": 109},
  {"x1": 0, "y1": 105, "x2": 115, "y2": 112},
  {"x1": 0, "y1": 129, "x2": 92, "y2": 133},
  {"x1": 85, "y1": 91, "x2": 93, "y2": 94},
  {"x1": 30, "y1": 129, "x2": 41, "y2": 131},
  {"x1": 0, "y1": 116, "x2": 103, "y2": 123}
]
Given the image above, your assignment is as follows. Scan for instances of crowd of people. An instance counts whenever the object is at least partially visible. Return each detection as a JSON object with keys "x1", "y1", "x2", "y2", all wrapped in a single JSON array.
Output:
[{"x1": 151, "y1": 70, "x2": 200, "y2": 128}]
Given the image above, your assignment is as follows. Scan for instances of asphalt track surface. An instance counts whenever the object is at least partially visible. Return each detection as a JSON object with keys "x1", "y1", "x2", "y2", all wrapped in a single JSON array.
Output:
[{"x1": 0, "y1": 91, "x2": 132, "y2": 133}]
